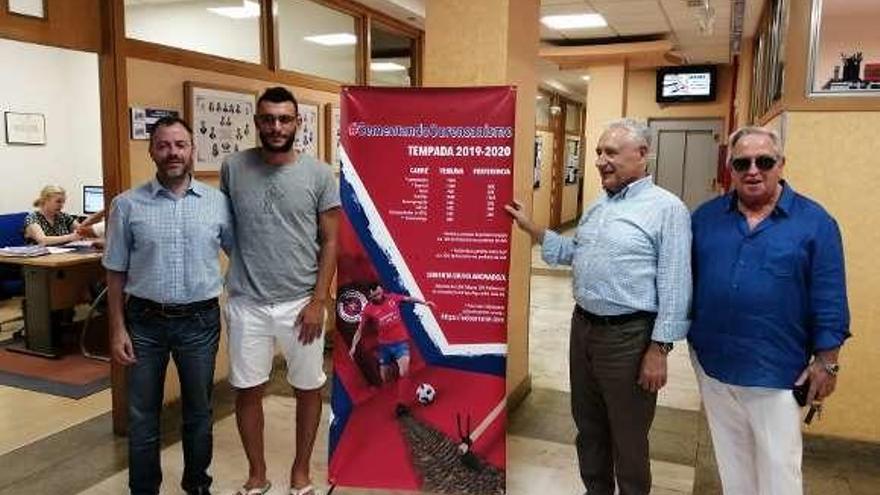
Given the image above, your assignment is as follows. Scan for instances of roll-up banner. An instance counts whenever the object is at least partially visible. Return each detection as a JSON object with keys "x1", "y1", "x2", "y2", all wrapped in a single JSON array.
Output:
[{"x1": 330, "y1": 87, "x2": 516, "y2": 494}]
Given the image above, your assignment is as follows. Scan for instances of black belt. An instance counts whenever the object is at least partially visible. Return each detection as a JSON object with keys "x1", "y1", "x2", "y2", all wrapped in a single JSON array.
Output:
[
  {"x1": 128, "y1": 295, "x2": 218, "y2": 318},
  {"x1": 575, "y1": 305, "x2": 656, "y2": 326}
]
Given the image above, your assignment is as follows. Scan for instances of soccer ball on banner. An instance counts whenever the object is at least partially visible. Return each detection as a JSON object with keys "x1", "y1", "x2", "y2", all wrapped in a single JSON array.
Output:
[{"x1": 415, "y1": 383, "x2": 436, "y2": 405}]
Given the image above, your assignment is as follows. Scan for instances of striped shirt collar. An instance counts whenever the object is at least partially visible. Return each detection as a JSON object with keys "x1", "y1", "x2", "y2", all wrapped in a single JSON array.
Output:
[
  {"x1": 607, "y1": 175, "x2": 654, "y2": 200},
  {"x1": 149, "y1": 175, "x2": 204, "y2": 198}
]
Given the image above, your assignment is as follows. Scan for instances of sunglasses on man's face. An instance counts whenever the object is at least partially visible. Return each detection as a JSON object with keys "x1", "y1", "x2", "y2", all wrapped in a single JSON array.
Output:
[
  {"x1": 255, "y1": 114, "x2": 297, "y2": 126},
  {"x1": 730, "y1": 155, "x2": 777, "y2": 173}
]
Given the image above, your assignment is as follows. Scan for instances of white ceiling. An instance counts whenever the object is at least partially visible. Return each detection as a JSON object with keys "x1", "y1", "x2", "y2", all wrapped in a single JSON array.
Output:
[{"x1": 367, "y1": 0, "x2": 768, "y2": 100}]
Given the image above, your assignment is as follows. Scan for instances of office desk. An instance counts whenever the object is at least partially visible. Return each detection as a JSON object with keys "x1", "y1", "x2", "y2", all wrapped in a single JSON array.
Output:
[{"x1": 0, "y1": 252, "x2": 103, "y2": 358}]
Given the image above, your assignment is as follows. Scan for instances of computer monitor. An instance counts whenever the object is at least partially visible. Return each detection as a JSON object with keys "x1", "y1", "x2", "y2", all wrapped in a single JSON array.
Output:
[{"x1": 83, "y1": 186, "x2": 104, "y2": 214}]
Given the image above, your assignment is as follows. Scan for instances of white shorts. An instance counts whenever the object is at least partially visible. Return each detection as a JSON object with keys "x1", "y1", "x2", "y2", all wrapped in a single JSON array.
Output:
[{"x1": 225, "y1": 295, "x2": 326, "y2": 390}]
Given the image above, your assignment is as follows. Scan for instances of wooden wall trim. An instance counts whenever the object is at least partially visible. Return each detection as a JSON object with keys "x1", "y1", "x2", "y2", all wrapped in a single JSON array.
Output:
[
  {"x1": 507, "y1": 373, "x2": 532, "y2": 412},
  {"x1": 756, "y1": 101, "x2": 785, "y2": 126},
  {"x1": 260, "y1": 0, "x2": 275, "y2": 71},
  {"x1": 358, "y1": 11, "x2": 369, "y2": 85},
  {"x1": 319, "y1": 0, "x2": 421, "y2": 38},
  {"x1": 124, "y1": 39, "x2": 343, "y2": 94},
  {"x1": 100, "y1": 0, "x2": 129, "y2": 437},
  {"x1": 0, "y1": 0, "x2": 101, "y2": 52},
  {"x1": 550, "y1": 96, "x2": 565, "y2": 228}
]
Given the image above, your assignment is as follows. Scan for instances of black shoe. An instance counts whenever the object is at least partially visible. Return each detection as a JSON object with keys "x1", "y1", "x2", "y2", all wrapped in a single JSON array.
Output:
[{"x1": 395, "y1": 403, "x2": 411, "y2": 417}]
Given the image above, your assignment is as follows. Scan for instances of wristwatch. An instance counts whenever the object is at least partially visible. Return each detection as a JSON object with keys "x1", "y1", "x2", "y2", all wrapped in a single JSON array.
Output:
[
  {"x1": 818, "y1": 358, "x2": 840, "y2": 376},
  {"x1": 652, "y1": 341, "x2": 674, "y2": 355}
]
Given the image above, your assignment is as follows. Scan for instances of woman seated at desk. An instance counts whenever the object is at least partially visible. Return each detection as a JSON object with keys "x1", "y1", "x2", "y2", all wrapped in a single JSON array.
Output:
[{"x1": 24, "y1": 185, "x2": 81, "y2": 246}]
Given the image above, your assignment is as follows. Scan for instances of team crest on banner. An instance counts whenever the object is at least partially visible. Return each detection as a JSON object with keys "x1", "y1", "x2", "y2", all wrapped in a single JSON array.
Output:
[{"x1": 330, "y1": 87, "x2": 516, "y2": 493}]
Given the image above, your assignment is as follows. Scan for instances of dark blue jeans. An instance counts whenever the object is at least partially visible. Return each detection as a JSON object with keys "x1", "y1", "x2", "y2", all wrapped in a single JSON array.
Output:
[{"x1": 126, "y1": 298, "x2": 220, "y2": 495}]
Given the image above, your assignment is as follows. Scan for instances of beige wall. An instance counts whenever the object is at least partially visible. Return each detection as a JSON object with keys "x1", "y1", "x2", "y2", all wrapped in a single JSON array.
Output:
[
  {"x1": 561, "y1": 182, "x2": 579, "y2": 224},
  {"x1": 781, "y1": 111, "x2": 880, "y2": 442},
  {"x1": 531, "y1": 130, "x2": 554, "y2": 229},
  {"x1": 125, "y1": 57, "x2": 339, "y2": 403},
  {"x1": 583, "y1": 64, "x2": 626, "y2": 207},
  {"x1": 424, "y1": 0, "x2": 539, "y2": 399}
]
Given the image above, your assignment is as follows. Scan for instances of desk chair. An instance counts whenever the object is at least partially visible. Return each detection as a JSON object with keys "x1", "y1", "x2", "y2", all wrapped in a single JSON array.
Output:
[{"x1": 0, "y1": 212, "x2": 28, "y2": 332}]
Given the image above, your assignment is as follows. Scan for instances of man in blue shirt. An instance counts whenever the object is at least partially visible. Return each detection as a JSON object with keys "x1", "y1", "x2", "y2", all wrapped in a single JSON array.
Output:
[
  {"x1": 104, "y1": 117, "x2": 233, "y2": 495},
  {"x1": 506, "y1": 119, "x2": 691, "y2": 495},
  {"x1": 690, "y1": 126, "x2": 850, "y2": 495}
]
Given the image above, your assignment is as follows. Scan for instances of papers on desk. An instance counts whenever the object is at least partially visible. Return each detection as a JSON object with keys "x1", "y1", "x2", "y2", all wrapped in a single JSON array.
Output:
[
  {"x1": 0, "y1": 245, "x2": 49, "y2": 257},
  {"x1": 64, "y1": 240, "x2": 95, "y2": 248},
  {"x1": 47, "y1": 247, "x2": 75, "y2": 254}
]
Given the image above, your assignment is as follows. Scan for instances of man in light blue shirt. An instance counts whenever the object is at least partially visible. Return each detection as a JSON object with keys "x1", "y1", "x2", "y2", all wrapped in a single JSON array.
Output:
[
  {"x1": 104, "y1": 117, "x2": 233, "y2": 495},
  {"x1": 506, "y1": 118, "x2": 691, "y2": 495}
]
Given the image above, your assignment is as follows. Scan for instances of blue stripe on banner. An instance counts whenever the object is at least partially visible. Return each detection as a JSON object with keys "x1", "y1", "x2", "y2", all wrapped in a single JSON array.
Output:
[
  {"x1": 329, "y1": 373, "x2": 353, "y2": 457},
  {"x1": 340, "y1": 171, "x2": 506, "y2": 377}
]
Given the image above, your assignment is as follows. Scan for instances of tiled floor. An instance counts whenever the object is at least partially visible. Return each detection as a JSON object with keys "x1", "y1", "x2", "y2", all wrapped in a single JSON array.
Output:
[
  {"x1": 0, "y1": 385, "x2": 111, "y2": 456},
  {"x1": 74, "y1": 395, "x2": 695, "y2": 495}
]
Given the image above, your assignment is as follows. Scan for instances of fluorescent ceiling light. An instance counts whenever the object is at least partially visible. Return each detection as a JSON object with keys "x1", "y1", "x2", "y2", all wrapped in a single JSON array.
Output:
[
  {"x1": 304, "y1": 33, "x2": 357, "y2": 46},
  {"x1": 371, "y1": 62, "x2": 407, "y2": 72},
  {"x1": 541, "y1": 13, "x2": 607, "y2": 30},
  {"x1": 207, "y1": 0, "x2": 260, "y2": 19},
  {"x1": 581, "y1": 75, "x2": 591, "y2": 81}
]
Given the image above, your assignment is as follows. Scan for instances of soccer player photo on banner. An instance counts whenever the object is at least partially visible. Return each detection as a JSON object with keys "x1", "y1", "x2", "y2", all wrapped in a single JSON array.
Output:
[{"x1": 330, "y1": 86, "x2": 516, "y2": 494}]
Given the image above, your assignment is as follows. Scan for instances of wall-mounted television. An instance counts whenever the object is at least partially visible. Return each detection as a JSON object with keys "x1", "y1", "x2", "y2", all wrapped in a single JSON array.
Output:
[{"x1": 656, "y1": 65, "x2": 718, "y2": 103}]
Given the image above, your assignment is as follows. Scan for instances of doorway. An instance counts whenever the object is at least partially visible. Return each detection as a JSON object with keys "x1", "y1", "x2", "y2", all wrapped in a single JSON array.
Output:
[{"x1": 648, "y1": 119, "x2": 723, "y2": 210}]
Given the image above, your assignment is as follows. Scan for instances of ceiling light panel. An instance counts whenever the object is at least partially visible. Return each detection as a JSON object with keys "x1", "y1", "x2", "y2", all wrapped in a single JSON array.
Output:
[
  {"x1": 541, "y1": 13, "x2": 608, "y2": 30},
  {"x1": 303, "y1": 33, "x2": 357, "y2": 46},
  {"x1": 207, "y1": 0, "x2": 260, "y2": 19}
]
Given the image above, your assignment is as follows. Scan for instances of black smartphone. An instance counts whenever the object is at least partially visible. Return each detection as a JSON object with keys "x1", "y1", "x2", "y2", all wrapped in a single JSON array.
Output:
[{"x1": 792, "y1": 380, "x2": 810, "y2": 407}]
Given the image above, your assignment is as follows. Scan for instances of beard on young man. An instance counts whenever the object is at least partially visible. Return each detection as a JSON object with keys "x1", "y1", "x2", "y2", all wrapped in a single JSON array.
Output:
[{"x1": 259, "y1": 126, "x2": 296, "y2": 153}]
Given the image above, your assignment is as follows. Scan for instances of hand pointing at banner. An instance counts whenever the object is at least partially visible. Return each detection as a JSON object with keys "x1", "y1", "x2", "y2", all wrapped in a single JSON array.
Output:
[
  {"x1": 403, "y1": 296, "x2": 435, "y2": 310},
  {"x1": 504, "y1": 200, "x2": 545, "y2": 244}
]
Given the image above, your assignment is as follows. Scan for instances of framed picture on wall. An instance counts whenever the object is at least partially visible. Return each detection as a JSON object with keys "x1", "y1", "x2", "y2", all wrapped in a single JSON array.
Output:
[
  {"x1": 564, "y1": 136, "x2": 581, "y2": 185},
  {"x1": 184, "y1": 81, "x2": 258, "y2": 177},
  {"x1": 807, "y1": 0, "x2": 880, "y2": 96},
  {"x1": 4, "y1": 111, "x2": 46, "y2": 145},
  {"x1": 295, "y1": 101, "x2": 320, "y2": 159},
  {"x1": 7, "y1": 0, "x2": 47, "y2": 19},
  {"x1": 324, "y1": 104, "x2": 340, "y2": 175},
  {"x1": 130, "y1": 107, "x2": 180, "y2": 141}
]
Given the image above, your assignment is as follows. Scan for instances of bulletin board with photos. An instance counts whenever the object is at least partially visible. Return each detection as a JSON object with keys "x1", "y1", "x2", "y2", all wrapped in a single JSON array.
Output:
[{"x1": 184, "y1": 82, "x2": 258, "y2": 176}]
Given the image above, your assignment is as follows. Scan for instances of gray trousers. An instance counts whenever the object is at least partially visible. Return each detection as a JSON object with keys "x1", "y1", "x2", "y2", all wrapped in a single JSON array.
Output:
[{"x1": 569, "y1": 309, "x2": 657, "y2": 495}]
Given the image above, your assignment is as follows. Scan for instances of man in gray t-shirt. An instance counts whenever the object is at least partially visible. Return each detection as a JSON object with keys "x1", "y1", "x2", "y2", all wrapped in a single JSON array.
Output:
[{"x1": 221, "y1": 87, "x2": 339, "y2": 495}]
